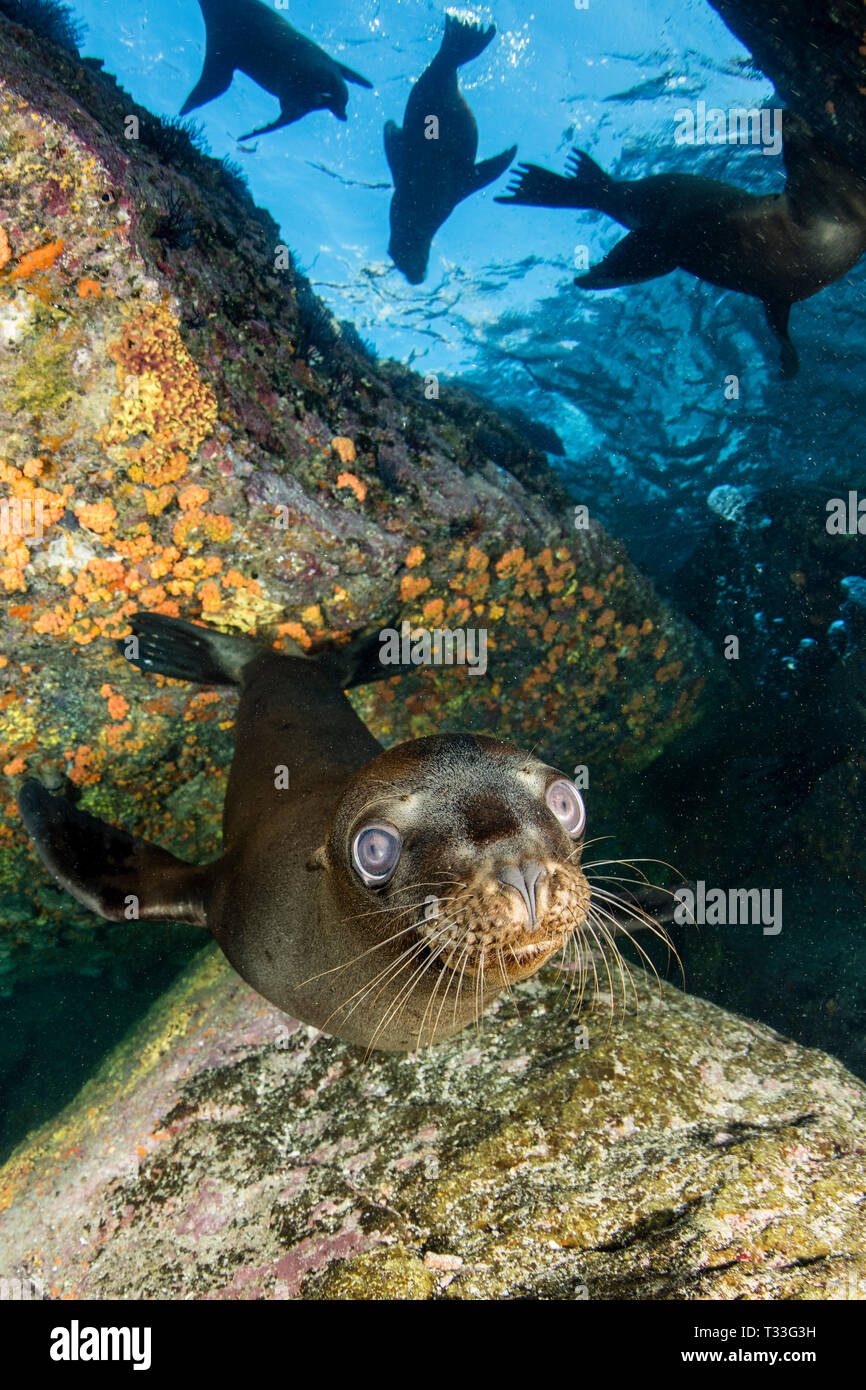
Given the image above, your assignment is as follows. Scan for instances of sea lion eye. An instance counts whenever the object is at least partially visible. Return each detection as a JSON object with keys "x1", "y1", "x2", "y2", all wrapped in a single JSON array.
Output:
[
  {"x1": 352, "y1": 823, "x2": 402, "y2": 887},
  {"x1": 546, "y1": 779, "x2": 585, "y2": 838}
]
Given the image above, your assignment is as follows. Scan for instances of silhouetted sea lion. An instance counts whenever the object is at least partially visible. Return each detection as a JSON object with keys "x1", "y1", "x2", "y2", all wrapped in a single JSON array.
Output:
[
  {"x1": 17, "y1": 614, "x2": 603, "y2": 1053},
  {"x1": 496, "y1": 113, "x2": 866, "y2": 377},
  {"x1": 180, "y1": 0, "x2": 373, "y2": 139},
  {"x1": 385, "y1": 14, "x2": 517, "y2": 284}
]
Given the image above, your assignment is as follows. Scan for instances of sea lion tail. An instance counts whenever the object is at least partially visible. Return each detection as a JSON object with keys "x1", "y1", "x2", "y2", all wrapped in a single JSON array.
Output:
[
  {"x1": 440, "y1": 13, "x2": 496, "y2": 67},
  {"x1": 117, "y1": 612, "x2": 273, "y2": 686},
  {"x1": 17, "y1": 779, "x2": 211, "y2": 926}
]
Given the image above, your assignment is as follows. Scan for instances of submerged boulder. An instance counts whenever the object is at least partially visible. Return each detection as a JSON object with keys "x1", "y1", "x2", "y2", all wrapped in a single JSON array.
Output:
[
  {"x1": 0, "y1": 12, "x2": 716, "y2": 990},
  {"x1": 0, "y1": 946, "x2": 864, "y2": 1300},
  {"x1": 711, "y1": 0, "x2": 866, "y2": 180}
]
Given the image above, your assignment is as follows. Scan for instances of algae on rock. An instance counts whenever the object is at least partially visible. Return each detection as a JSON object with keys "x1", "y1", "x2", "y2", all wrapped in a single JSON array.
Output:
[{"x1": 0, "y1": 947, "x2": 864, "y2": 1300}]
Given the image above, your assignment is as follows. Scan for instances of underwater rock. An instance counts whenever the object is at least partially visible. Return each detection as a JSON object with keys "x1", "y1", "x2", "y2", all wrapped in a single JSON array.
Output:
[
  {"x1": 828, "y1": 576, "x2": 866, "y2": 662},
  {"x1": 0, "y1": 12, "x2": 715, "y2": 987},
  {"x1": 841, "y1": 575, "x2": 866, "y2": 608},
  {"x1": 1, "y1": 947, "x2": 865, "y2": 1299},
  {"x1": 706, "y1": 484, "x2": 770, "y2": 530},
  {"x1": 710, "y1": 0, "x2": 866, "y2": 181}
]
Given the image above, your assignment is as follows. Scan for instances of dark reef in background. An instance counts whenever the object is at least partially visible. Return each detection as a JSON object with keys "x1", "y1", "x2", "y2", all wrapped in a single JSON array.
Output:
[
  {"x1": 0, "y1": 0, "x2": 84, "y2": 52},
  {"x1": 711, "y1": 0, "x2": 866, "y2": 179}
]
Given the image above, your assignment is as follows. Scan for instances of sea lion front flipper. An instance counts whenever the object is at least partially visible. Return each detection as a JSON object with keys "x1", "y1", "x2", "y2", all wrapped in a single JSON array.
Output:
[
  {"x1": 336, "y1": 61, "x2": 374, "y2": 90},
  {"x1": 466, "y1": 145, "x2": 518, "y2": 199},
  {"x1": 117, "y1": 611, "x2": 266, "y2": 685},
  {"x1": 316, "y1": 621, "x2": 418, "y2": 689},
  {"x1": 496, "y1": 149, "x2": 611, "y2": 209},
  {"x1": 575, "y1": 229, "x2": 679, "y2": 288},
  {"x1": 17, "y1": 780, "x2": 211, "y2": 926},
  {"x1": 179, "y1": 49, "x2": 234, "y2": 117},
  {"x1": 239, "y1": 104, "x2": 307, "y2": 141},
  {"x1": 764, "y1": 299, "x2": 799, "y2": 379},
  {"x1": 384, "y1": 120, "x2": 404, "y2": 181}
]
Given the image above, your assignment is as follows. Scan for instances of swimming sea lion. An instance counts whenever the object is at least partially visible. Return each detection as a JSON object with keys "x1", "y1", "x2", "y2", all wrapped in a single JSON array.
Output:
[
  {"x1": 17, "y1": 614, "x2": 597, "y2": 1053},
  {"x1": 496, "y1": 113, "x2": 866, "y2": 378},
  {"x1": 385, "y1": 14, "x2": 517, "y2": 284},
  {"x1": 180, "y1": 0, "x2": 373, "y2": 139}
]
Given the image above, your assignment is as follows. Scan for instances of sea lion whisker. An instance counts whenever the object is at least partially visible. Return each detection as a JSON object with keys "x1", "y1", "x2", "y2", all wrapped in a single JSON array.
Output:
[
  {"x1": 587, "y1": 872, "x2": 692, "y2": 925},
  {"x1": 589, "y1": 884, "x2": 683, "y2": 978},
  {"x1": 568, "y1": 907, "x2": 617, "y2": 1021},
  {"x1": 474, "y1": 951, "x2": 488, "y2": 1038},
  {"x1": 550, "y1": 934, "x2": 583, "y2": 1010},
  {"x1": 415, "y1": 951, "x2": 456, "y2": 1050},
  {"x1": 363, "y1": 920, "x2": 466, "y2": 1054},
  {"x1": 585, "y1": 904, "x2": 646, "y2": 1015},
  {"x1": 328, "y1": 916, "x2": 465, "y2": 1045},
  {"x1": 321, "y1": 938, "x2": 433, "y2": 1035},
  {"x1": 297, "y1": 917, "x2": 432, "y2": 988},
  {"x1": 321, "y1": 909, "x2": 466, "y2": 1018},
  {"x1": 344, "y1": 907, "x2": 471, "y2": 1014},
  {"x1": 413, "y1": 926, "x2": 481, "y2": 1051},
  {"x1": 451, "y1": 945, "x2": 473, "y2": 1027},
  {"x1": 427, "y1": 954, "x2": 461, "y2": 1044},
  {"x1": 496, "y1": 946, "x2": 521, "y2": 1014},
  {"x1": 561, "y1": 914, "x2": 594, "y2": 1016},
  {"x1": 337, "y1": 890, "x2": 463, "y2": 929},
  {"x1": 299, "y1": 894, "x2": 474, "y2": 988},
  {"x1": 573, "y1": 929, "x2": 595, "y2": 1014},
  {"x1": 584, "y1": 854, "x2": 685, "y2": 879}
]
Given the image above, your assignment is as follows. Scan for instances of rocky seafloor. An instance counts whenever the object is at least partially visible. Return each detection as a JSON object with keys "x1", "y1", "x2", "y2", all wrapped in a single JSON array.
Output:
[{"x1": 1, "y1": 948, "x2": 865, "y2": 1300}]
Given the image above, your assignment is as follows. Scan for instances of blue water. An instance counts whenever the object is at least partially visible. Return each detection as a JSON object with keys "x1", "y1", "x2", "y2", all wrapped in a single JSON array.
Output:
[{"x1": 63, "y1": 0, "x2": 866, "y2": 565}]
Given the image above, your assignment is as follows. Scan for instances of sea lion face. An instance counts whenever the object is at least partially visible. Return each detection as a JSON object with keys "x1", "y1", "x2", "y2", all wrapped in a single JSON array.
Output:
[
  {"x1": 388, "y1": 195, "x2": 442, "y2": 284},
  {"x1": 324, "y1": 733, "x2": 591, "y2": 989},
  {"x1": 388, "y1": 225, "x2": 430, "y2": 285},
  {"x1": 314, "y1": 73, "x2": 349, "y2": 121}
]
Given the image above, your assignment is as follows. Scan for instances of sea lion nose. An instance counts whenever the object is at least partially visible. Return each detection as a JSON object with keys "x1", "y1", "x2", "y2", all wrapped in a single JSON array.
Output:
[{"x1": 497, "y1": 861, "x2": 546, "y2": 927}]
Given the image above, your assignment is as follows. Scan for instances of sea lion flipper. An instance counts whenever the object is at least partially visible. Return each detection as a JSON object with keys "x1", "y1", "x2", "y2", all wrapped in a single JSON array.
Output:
[
  {"x1": 496, "y1": 163, "x2": 577, "y2": 207},
  {"x1": 17, "y1": 780, "x2": 210, "y2": 926},
  {"x1": 439, "y1": 13, "x2": 496, "y2": 67},
  {"x1": 575, "y1": 229, "x2": 678, "y2": 288},
  {"x1": 117, "y1": 611, "x2": 269, "y2": 685},
  {"x1": 179, "y1": 51, "x2": 234, "y2": 117},
  {"x1": 495, "y1": 149, "x2": 610, "y2": 209},
  {"x1": 239, "y1": 105, "x2": 306, "y2": 140},
  {"x1": 316, "y1": 621, "x2": 416, "y2": 689},
  {"x1": 336, "y1": 60, "x2": 374, "y2": 90},
  {"x1": 466, "y1": 145, "x2": 518, "y2": 199},
  {"x1": 764, "y1": 299, "x2": 800, "y2": 379},
  {"x1": 384, "y1": 120, "x2": 404, "y2": 181}
]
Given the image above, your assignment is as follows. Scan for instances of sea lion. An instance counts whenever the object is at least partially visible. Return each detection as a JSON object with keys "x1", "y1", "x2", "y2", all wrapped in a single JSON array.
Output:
[
  {"x1": 17, "y1": 613, "x2": 600, "y2": 1053},
  {"x1": 496, "y1": 113, "x2": 866, "y2": 378},
  {"x1": 385, "y1": 14, "x2": 517, "y2": 284},
  {"x1": 179, "y1": 0, "x2": 373, "y2": 139}
]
